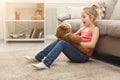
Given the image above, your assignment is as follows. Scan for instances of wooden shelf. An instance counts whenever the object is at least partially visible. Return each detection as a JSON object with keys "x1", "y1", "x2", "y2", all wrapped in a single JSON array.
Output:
[
  {"x1": 5, "y1": 38, "x2": 45, "y2": 42},
  {"x1": 4, "y1": 2, "x2": 45, "y2": 42},
  {"x1": 5, "y1": 20, "x2": 45, "y2": 22}
]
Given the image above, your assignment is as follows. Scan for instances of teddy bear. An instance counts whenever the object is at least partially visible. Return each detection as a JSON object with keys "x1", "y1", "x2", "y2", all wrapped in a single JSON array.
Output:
[
  {"x1": 92, "y1": 1, "x2": 106, "y2": 20},
  {"x1": 31, "y1": 3, "x2": 44, "y2": 20},
  {"x1": 55, "y1": 23, "x2": 89, "y2": 53}
]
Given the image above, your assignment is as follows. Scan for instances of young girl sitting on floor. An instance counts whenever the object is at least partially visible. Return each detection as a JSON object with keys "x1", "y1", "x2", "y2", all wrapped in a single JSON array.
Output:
[{"x1": 24, "y1": 6, "x2": 99, "y2": 70}]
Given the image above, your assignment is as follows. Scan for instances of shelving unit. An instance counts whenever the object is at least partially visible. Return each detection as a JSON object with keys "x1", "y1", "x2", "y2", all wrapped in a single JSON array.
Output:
[{"x1": 4, "y1": 1, "x2": 45, "y2": 42}]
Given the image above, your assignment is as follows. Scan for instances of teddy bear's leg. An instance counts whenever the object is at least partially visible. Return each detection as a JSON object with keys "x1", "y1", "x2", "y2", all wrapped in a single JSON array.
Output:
[{"x1": 78, "y1": 46, "x2": 89, "y2": 53}]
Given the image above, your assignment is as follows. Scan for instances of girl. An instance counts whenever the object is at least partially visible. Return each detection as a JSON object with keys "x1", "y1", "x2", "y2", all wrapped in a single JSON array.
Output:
[{"x1": 24, "y1": 6, "x2": 99, "y2": 70}]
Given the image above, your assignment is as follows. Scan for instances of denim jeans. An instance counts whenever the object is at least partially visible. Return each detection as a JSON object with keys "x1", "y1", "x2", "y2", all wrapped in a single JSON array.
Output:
[{"x1": 35, "y1": 40, "x2": 89, "y2": 67}]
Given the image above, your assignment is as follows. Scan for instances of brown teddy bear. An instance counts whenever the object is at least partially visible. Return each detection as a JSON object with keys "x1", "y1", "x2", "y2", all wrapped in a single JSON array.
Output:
[
  {"x1": 31, "y1": 3, "x2": 44, "y2": 20},
  {"x1": 56, "y1": 23, "x2": 89, "y2": 53}
]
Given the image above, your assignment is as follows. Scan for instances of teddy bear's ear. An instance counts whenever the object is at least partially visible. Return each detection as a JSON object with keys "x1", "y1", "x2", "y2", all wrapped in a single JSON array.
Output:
[
  {"x1": 59, "y1": 24, "x2": 69, "y2": 30},
  {"x1": 61, "y1": 26, "x2": 68, "y2": 30}
]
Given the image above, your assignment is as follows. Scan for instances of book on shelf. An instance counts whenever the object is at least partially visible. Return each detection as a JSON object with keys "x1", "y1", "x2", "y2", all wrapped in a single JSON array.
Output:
[
  {"x1": 30, "y1": 28, "x2": 43, "y2": 38},
  {"x1": 29, "y1": 29, "x2": 34, "y2": 38}
]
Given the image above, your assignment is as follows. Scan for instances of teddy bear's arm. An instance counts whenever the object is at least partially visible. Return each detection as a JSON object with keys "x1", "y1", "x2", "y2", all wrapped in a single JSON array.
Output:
[{"x1": 67, "y1": 34, "x2": 82, "y2": 44}]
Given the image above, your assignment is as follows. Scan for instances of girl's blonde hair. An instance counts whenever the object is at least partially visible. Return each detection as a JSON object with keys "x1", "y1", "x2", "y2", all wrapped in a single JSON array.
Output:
[{"x1": 83, "y1": 6, "x2": 98, "y2": 22}]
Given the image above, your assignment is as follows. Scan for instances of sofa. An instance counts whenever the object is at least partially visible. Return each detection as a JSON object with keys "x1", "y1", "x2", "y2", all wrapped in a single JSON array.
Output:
[{"x1": 57, "y1": 0, "x2": 120, "y2": 58}]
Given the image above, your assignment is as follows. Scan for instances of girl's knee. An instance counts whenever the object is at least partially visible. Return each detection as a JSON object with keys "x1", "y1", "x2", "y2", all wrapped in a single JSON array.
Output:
[
  {"x1": 59, "y1": 40, "x2": 66, "y2": 43},
  {"x1": 58, "y1": 40, "x2": 67, "y2": 45}
]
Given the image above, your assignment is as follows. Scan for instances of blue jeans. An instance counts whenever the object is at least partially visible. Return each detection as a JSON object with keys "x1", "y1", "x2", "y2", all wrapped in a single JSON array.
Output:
[{"x1": 35, "y1": 40, "x2": 89, "y2": 67}]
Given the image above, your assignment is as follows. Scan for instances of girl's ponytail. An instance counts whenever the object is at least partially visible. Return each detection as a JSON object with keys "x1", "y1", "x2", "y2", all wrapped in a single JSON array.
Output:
[{"x1": 91, "y1": 5, "x2": 99, "y2": 20}]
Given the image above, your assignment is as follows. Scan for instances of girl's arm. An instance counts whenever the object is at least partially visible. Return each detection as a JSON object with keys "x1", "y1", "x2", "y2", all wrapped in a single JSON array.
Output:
[
  {"x1": 74, "y1": 27, "x2": 84, "y2": 35},
  {"x1": 80, "y1": 27, "x2": 99, "y2": 48}
]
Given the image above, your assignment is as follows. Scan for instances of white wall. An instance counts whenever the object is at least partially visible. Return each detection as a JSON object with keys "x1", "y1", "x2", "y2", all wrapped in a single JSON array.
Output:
[
  {"x1": 46, "y1": 0, "x2": 100, "y2": 3},
  {"x1": 46, "y1": 0, "x2": 90, "y2": 3}
]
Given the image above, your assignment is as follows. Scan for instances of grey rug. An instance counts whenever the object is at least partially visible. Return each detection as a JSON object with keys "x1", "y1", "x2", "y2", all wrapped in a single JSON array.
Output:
[{"x1": 0, "y1": 49, "x2": 120, "y2": 80}]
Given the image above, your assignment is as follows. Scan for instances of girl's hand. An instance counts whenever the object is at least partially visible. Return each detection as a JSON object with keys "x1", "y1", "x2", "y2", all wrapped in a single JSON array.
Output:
[{"x1": 80, "y1": 42, "x2": 87, "y2": 47}]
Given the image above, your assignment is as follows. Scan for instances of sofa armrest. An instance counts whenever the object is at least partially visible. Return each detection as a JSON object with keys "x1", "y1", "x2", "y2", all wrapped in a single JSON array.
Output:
[
  {"x1": 95, "y1": 20, "x2": 120, "y2": 38},
  {"x1": 57, "y1": 13, "x2": 71, "y2": 22},
  {"x1": 107, "y1": 20, "x2": 120, "y2": 38}
]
